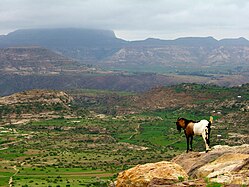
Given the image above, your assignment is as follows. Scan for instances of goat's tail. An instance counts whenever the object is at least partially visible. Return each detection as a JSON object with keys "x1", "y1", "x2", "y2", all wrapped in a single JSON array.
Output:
[{"x1": 209, "y1": 116, "x2": 213, "y2": 124}]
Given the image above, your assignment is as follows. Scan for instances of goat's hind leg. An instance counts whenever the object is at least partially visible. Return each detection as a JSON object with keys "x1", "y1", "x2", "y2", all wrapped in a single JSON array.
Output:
[
  {"x1": 202, "y1": 131, "x2": 210, "y2": 153},
  {"x1": 186, "y1": 136, "x2": 190, "y2": 153}
]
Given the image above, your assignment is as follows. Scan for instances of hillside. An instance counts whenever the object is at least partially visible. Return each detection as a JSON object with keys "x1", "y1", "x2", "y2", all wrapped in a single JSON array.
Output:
[
  {"x1": 1, "y1": 69, "x2": 248, "y2": 96},
  {"x1": 0, "y1": 46, "x2": 94, "y2": 75},
  {"x1": 105, "y1": 44, "x2": 249, "y2": 74},
  {"x1": 0, "y1": 89, "x2": 74, "y2": 125}
]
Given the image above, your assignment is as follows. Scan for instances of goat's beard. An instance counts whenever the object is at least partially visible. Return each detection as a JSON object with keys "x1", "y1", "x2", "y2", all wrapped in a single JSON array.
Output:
[{"x1": 176, "y1": 124, "x2": 182, "y2": 133}]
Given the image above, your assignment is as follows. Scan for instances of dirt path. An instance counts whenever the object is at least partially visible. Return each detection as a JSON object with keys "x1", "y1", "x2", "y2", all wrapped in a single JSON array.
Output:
[
  {"x1": 0, "y1": 140, "x2": 23, "y2": 151},
  {"x1": 9, "y1": 165, "x2": 20, "y2": 187},
  {"x1": 129, "y1": 124, "x2": 140, "y2": 140}
]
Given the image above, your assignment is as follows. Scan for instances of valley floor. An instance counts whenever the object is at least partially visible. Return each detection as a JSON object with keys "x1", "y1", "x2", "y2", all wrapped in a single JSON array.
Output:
[{"x1": 0, "y1": 84, "x2": 248, "y2": 186}]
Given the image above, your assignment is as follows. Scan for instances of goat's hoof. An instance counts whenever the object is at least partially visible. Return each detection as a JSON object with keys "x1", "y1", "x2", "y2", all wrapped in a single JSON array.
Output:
[
  {"x1": 206, "y1": 148, "x2": 211, "y2": 153},
  {"x1": 189, "y1": 149, "x2": 193, "y2": 151}
]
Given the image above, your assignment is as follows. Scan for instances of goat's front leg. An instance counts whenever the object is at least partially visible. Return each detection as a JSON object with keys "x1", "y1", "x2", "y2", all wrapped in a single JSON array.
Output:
[
  {"x1": 186, "y1": 136, "x2": 190, "y2": 153},
  {"x1": 207, "y1": 127, "x2": 211, "y2": 147},
  {"x1": 190, "y1": 136, "x2": 193, "y2": 151}
]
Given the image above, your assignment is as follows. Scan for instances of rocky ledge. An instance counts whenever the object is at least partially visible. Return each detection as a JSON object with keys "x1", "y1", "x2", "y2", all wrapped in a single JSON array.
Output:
[{"x1": 115, "y1": 144, "x2": 249, "y2": 186}]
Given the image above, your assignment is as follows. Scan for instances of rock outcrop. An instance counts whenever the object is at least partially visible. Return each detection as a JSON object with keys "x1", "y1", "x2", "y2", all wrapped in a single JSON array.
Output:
[
  {"x1": 116, "y1": 144, "x2": 249, "y2": 186},
  {"x1": 0, "y1": 89, "x2": 73, "y2": 106},
  {"x1": 116, "y1": 161, "x2": 188, "y2": 187},
  {"x1": 172, "y1": 144, "x2": 249, "y2": 185},
  {"x1": 0, "y1": 90, "x2": 74, "y2": 125}
]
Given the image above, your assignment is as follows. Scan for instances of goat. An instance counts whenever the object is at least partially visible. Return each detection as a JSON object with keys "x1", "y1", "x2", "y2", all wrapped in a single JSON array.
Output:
[{"x1": 176, "y1": 116, "x2": 213, "y2": 153}]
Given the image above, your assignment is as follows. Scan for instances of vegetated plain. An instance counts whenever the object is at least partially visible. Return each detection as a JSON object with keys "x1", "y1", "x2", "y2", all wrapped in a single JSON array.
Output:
[{"x1": 0, "y1": 83, "x2": 248, "y2": 186}]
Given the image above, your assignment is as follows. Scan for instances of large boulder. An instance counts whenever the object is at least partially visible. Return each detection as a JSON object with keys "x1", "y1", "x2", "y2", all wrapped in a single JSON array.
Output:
[
  {"x1": 172, "y1": 144, "x2": 249, "y2": 185},
  {"x1": 116, "y1": 161, "x2": 188, "y2": 187}
]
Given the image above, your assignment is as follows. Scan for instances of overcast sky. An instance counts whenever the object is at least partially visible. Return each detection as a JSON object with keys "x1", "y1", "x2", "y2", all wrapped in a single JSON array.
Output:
[{"x1": 0, "y1": 0, "x2": 249, "y2": 40}]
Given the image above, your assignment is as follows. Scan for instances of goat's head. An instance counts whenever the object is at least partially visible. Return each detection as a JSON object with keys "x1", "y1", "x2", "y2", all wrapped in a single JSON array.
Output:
[{"x1": 176, "y1": 117, "x2": 187, "y2": 133}]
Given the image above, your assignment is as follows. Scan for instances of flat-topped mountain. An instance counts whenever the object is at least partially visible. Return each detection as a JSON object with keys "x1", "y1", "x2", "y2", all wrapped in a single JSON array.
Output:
[
  {"x1": 0, "y1": 28, "x2": 126, "y2": 47},
  {"x1": 0, "y1": 28, "x2": 127, "y2": 61}
]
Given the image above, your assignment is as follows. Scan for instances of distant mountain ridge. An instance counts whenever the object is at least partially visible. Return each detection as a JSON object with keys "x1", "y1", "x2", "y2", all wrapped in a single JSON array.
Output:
[
  {"x1": 1, "y1": 29, "x2": 249, "y2": 62},
  {"x1": 1, "y1": 28, "x2": 249, "y2": 47}
]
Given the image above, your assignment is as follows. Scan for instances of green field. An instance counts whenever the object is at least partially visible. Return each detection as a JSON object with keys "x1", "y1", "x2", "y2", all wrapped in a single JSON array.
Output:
[{"x1": 0, "y1": 110, "x2": 188, "y2": 186}]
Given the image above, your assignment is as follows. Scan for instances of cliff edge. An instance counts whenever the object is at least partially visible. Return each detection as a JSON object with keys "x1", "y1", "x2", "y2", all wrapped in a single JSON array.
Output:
[{"x1": 115, "y1": 144, "x2": 249, "y2": 186}]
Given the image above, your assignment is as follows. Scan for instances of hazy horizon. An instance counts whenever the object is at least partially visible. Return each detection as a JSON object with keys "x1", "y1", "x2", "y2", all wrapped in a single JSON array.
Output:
[
  {"x1": 1, "y1": 0, "x2": 249, "y2": 41},
  {"x1": 0, "y1": 27, "x2": 248, "y2": 42}
]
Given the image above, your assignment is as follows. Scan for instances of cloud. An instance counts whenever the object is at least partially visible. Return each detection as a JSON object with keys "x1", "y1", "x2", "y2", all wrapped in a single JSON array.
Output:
[{"x1": 0, "y1": 0, "x2": 249, "y2": 40}]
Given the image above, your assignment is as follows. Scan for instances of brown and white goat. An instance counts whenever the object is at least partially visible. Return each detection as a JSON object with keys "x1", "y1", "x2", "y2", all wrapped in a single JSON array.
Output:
[{"x1": 176, "y1": 116, "x2": 213, "y2": 153}]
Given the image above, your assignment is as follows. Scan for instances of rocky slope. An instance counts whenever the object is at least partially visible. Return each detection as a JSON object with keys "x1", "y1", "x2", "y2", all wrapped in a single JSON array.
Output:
[
  {"x1": 173, "y1": 144, "x2": 249, "y2": 185},
  {"x1": 0, "y1": 47, "x2": 94, "y2": 75},
  {"x1": 105, "y1": 45, "x2": 249, "y2": 69},
  {"x1": 0, "y1": 89, "x2": 73, "y2": 105},
  {"x1": 115, "y1": 161, "x2": 188, "y2": 187},
  {"x1": 115, "y1": 144, "x2": 249, "y2": 186},
  {"x1": 0, "y1": 90, "x2": 74, "y2": 125}
]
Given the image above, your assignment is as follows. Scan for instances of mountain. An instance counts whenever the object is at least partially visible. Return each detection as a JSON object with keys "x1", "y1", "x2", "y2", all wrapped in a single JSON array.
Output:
[
  {"x1": 130, "y1": 36, "x2": 249, "y2": 46},
  {"x1": 130, "y1": 36, "x2": 219, "y2": 47},
  {"x1": 0, "y1": 28, "x2": 125, "y2": 47},
  {"x1": 104, "y1": 37, "x2": 249, "y2": 74},
  {"x1": 219, "y1": 37, "x2": 249, "y2": 46},
  {"x1": 0, "y1": 28, "x2": 127, "y2": 62},
  {"x1": 105, "y1": 44, "x2": 249, "y2": 69},
  {"x1": 0, "y1": 28, "x2": 249, "y2": 95},
  {"x1": 1, "y1": 28, "x2": 249, "y2": 67}
]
